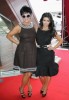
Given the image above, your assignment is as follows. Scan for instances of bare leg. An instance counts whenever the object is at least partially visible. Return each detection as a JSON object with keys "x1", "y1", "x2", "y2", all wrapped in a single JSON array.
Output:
[
  {"x1": 39, "y1": 76, "x2": 45, "y2": 91},
  {"x1": 27, "y1": 79, "x2": 32, "y2": 97},
  {"x1": 28, "y1": 79, "x2": 32, "y2": 91},
  {"x1": 19, "y1": 72, "x2": 32, "y2": 97},
  {"x1": 39, "y1": 76, "x2": 45, "y2": 85},
  {"x1": 42, "y1": 76, "x2": 51, "y2": 95},
  {"x1": 20, "y1": 72, "x2": 32, "y2": 91}
]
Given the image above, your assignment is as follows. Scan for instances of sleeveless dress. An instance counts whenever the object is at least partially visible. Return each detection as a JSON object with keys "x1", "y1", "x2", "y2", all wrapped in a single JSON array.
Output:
[
  {"x1": 36, "y1": 28, "x2": 59, "y2": 76},
  {"x1": 14, "y1": 26, "x2": 37, "y2": 73}
]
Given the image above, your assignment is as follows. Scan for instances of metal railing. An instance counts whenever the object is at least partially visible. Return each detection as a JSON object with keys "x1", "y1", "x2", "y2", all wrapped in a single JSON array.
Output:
[
  {"x1": 0, "y1": 13, "x2": 14, "y2": 29},
  {"x1": 0, "y1": 13, "x2": 12, "y2": 22}
]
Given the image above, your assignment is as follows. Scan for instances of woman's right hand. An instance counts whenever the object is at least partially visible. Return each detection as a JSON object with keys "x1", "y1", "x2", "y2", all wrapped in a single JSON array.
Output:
[{"x1": 16, "y1": 41, "x2": 20, "y2": 45}]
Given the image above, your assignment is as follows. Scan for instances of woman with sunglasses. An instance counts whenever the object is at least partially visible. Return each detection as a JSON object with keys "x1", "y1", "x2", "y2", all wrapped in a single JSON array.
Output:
[
  {"x1": 6, "y1": 6, "x2": 37, "y2": 98},
  {"x1": 35, "y1": 12, "x2": 63, "y2": 97}
]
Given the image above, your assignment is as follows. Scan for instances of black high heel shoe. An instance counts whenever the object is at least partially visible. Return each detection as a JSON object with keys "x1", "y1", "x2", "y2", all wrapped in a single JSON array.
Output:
[
  {"x1": 42, "y1": 93, "x2": 46, "y2": 97},
  {"x1": 28, "y1": 90, "x2": 32, "y2": 97},
  {"x1": 40, "y1": 90, "x2": 43, "y2": 94},
  {"x1": 19, "y1": 87, "x2": 26, "y2": 98},
  {"x1": 42, "y1": 90, "x2": 47, "y2": 97}
]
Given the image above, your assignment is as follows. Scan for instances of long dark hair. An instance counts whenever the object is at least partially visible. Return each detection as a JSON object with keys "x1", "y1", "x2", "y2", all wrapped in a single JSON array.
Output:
[{"x1": 39, "y1": 13, "x2": 56, "y2": 36}]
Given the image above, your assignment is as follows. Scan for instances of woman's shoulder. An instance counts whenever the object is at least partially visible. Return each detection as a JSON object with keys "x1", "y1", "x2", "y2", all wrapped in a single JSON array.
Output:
[
  {"x1": 14, "y1": 24, "x2": 21, "y2": 28},
  {"x1": 16, "y1": 24, "x2": 21, "y2": 33},
  {"x1": 33, "y1": 23, "x2": 40, "y2": 32},
  {"x1": 50, "y1": 29, "x2": 57, "y2": 37},
  {"x1": 11, "y1": 24, "x2": 21, "y2": 34}
]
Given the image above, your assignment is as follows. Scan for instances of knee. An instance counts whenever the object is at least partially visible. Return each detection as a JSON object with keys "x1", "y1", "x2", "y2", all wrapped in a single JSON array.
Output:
[
  {"x1": 25, "y1": 72, "x2": 32, "y2": 77},
  {"x1": 27, "y1": 72, "x2": 32, "y2": 77}
]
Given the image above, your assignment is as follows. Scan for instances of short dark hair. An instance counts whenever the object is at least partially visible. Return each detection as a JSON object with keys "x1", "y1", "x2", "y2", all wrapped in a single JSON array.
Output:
[{"x1": 20, "y1": 5, "x2": 32, "y2": 16}]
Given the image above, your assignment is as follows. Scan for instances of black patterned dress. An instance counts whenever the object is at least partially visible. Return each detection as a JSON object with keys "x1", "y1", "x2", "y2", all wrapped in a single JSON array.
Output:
[
  {"x1": 14, "y1": 26, "x2": 37, "y2": 73},
  {"x1": 36, "y1": 28, "x2": 59, "y2": 76}
]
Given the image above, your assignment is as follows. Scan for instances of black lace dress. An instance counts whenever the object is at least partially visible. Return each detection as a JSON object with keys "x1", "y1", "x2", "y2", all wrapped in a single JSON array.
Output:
[
  {"x1": 14, "y1": 27, "x2": 37, "y2": 73},
  {"x1": 36, "y1": 28, "x2": 59, "y2": 76}
]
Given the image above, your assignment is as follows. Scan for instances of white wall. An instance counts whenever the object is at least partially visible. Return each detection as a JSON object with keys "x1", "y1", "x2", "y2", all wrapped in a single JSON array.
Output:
[{"x1": 29, "y1": 0, "x2": 62, "y2": 22}]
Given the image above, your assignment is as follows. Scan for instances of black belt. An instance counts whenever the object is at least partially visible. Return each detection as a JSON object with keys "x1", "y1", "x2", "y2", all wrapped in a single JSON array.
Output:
[{"x1": 37, "y1": 44, "x2": 50, "y2": 48}]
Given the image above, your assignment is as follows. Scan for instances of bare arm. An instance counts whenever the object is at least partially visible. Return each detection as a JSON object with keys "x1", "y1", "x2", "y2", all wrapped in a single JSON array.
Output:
[
  {"x1": 53, "y1": 34, "x2": 63, "y2": 49},
  {"x1": 48, "y1": 33, "x2": 63, "y2": 50},
  {"x1": 33, "y1": 24, "x2": 39, "y2": 32},
  {"x1": 6, "y1": 25, "x2": 21, "y2": 45},
  {"x1": 33, "y1": 24, "x2": 39, "y2": 46}
]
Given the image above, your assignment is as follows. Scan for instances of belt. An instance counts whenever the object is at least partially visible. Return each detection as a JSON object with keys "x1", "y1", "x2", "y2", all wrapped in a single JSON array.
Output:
[{"x1": 37, "y1": 44, "x2": 51, "y2": 48}]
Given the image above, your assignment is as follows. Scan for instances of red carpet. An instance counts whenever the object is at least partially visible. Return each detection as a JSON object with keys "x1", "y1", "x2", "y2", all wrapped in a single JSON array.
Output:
[{"x1": 0, "y1": 49, "x2": 69, "y2": 100}]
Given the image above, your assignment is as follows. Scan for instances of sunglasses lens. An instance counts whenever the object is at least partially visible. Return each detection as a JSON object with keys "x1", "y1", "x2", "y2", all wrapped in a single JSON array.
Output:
[
  {"x1": 27, "y1": 15, "x2": 30, "y2": 17},
  {"x1": 22, "y1": 15, "x2": 30, "y2": 18},
  {"x1": 22, "y1": 15, "x2": 25, "y2": 18}
]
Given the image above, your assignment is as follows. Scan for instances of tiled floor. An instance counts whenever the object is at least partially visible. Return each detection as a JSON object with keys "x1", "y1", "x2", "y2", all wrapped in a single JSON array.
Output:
[{"x1": 0, "y1": 70, "x2": 20, "y2": 77}]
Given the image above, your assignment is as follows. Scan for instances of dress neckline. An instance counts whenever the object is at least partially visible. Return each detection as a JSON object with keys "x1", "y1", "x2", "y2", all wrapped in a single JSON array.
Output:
[
  {"x1": 22, "y1": 22, "x2": 33, "y2": 29},
  {"x1": 40, "y1": 28, "x2": 50, "y2": 32}
]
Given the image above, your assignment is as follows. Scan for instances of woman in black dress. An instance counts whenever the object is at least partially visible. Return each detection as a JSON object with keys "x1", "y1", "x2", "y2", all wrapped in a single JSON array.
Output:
[
  {"x1": 6, "y1": 6, "x2": 37, "y2": 98},
  {"x1": 36, "y1": 13, "x2": 63, "y2": 97}
]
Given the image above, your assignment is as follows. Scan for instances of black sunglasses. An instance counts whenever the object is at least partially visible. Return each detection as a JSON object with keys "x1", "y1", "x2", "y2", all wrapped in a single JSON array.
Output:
[{"x1": 22, "y1": 15, "x2": 31, "y2": 18}]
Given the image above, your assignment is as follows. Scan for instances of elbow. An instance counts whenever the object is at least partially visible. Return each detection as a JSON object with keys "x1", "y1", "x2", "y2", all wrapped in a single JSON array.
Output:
[
  {"x1": 60, "y1": 38, "x2": 63, "y2": 45},
  {"x1": 6, "y1": 34, "x2": 8, "y2": 39},
  {"x1": 61, "y1": 38, "x2": 63, "y2": 44},
  {"x1": 6, "y1": 34, "x2": 10, "y2": 39}
]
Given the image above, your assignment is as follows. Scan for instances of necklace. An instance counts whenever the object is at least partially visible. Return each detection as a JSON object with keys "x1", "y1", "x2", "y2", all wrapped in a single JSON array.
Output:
[{"x1": 22, "y1": 22, "x2": 33, "y2": 29}]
